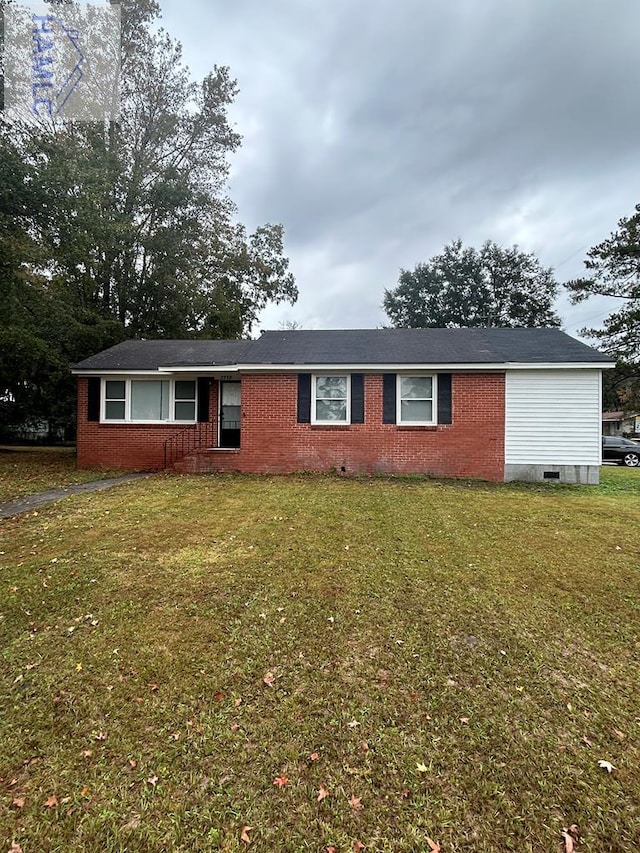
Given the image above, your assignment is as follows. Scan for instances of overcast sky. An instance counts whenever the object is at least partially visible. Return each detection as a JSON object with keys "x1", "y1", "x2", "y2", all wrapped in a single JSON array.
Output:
[{"x1": 160, "y1": 0, "x2": 640, "y2": 339}]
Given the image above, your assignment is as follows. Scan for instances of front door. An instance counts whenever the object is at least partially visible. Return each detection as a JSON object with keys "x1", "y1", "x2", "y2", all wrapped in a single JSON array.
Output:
[{"x1": 220, "y1": 381, "x2": 241, "y2": 448}]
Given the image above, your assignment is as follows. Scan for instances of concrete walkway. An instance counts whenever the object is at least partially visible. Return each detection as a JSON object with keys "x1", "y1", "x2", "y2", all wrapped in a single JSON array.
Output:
[{"x1": 0, "y1": 473, "x2": 150, "y2": 519}]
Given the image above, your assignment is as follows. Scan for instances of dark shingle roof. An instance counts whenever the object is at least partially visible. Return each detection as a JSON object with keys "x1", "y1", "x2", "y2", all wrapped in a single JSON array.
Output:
[
  {"x1": 73, "y1": 328, "x2": 612, "y2": 371},
  {"x1": 251, "y1": 328, "x2": 611, "y2": 364},
  {"x1": 73, "y1": 339, "x2": 253, "y2": 371}
]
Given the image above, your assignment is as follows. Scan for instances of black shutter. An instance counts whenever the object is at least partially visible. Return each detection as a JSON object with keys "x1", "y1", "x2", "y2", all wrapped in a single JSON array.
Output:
[
  {"x1": 297, "y1": 373, "x2": 311, "y2": 423},
  {"x1": 351, "y1": 374, "x2": 364, "y2": 423},
  {"x1": 87, "y1": 377, "x2": 100, "y2": 422},
  {"x1": 437, "y1": 373, "x2": 452, "y2": 424},
  {"x1": 197, "y1": 377, "x2": 210, "y2": 422},
  {"x1": 382, "y1": 373, "x2": 396, "y2": 424}
]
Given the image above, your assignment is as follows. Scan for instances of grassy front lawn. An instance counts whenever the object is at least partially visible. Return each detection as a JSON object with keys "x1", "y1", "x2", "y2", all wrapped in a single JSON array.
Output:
[
  {"x1": 0, "y1": 447, "x2": 125, "y2": 503},
  {"x1": 1, "y1": 468, "x2": 639, "y2": 851}
]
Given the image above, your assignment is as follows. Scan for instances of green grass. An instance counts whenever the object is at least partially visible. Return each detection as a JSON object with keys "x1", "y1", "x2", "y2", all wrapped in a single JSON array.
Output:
[
  {"x1": 1, "y1": 467, "x2": 639, "y2": 851},
  {"x1": 0, "y1": 447, "x2": 126, "y2": 502}
]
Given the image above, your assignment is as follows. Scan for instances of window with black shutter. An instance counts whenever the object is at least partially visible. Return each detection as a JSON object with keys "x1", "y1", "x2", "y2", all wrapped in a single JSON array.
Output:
[
  {"x1": 297, "y1": 374, "x2": 311, "y2": 423},
  {"x1": 350, "y1": 374, "x2": 364, "y2": 423},
  {"x1": 87, "y1": 378, "x2": 100, "y2": 422},
  {"x1": 382, "y1": 374, "x2": 396, "y2": 424}
]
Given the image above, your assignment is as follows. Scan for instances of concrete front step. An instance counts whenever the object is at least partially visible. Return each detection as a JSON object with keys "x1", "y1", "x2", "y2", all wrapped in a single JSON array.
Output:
[{"x1": 173, "y1": 448, "x2": 242, "y2": 474}]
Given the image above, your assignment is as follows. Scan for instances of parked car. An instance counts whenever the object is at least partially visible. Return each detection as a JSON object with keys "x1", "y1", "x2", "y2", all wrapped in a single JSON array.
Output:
[{"x1": 602, "y1": 436, "x2": 640, "y2": 467}]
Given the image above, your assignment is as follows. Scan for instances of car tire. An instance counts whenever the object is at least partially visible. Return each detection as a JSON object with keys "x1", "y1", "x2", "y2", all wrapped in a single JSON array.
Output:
[{"x1": 622, "y1": 452, "x2": 640, "y2": 467}]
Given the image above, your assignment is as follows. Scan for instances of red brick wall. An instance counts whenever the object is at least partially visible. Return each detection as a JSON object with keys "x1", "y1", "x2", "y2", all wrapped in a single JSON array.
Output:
[
  {"x1": 76, "y1": 379, "x2": 219, "y2": 470},
  {"x1": 77, "y1": 373, "x2": 505, "y2": 480}
]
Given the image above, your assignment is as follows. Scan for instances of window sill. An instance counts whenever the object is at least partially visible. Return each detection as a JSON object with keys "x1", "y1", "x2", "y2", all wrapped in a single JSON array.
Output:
[
  {"x1": 310, "y1": 424, "x2": 351, "y2": 430},
  {"x1": 99, "y1": 421, "x2": 197, "y2": 426},
  {"x1": 395, "y1": 424, "x2": 439, "y2": 431}
]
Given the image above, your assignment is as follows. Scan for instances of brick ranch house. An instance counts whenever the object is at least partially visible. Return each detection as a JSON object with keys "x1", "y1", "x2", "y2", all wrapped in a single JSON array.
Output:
[{"x1": 73, "y1": 328, "x2": 614, "y2": 484}]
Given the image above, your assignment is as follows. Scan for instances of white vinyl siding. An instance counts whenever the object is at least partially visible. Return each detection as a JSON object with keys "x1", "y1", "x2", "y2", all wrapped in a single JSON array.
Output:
[{"x1": 505, "y1": 370, "x2": 602, "y2": 465}]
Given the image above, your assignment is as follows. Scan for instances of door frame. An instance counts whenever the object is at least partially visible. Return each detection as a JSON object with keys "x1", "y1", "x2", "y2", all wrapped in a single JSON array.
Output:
[{"x1": 218, "y1": 380, "x2": 241, "y2": 448}]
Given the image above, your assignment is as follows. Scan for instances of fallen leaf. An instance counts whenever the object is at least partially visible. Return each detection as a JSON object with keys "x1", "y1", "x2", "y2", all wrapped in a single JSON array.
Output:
[
  {"x1": 44, "y1": 795, "x2": 59, "y2": 808},
  {"x1": 80, "y1": 786, "x2": 90, "y2": 797},
  {"x1": 94, "y1": 732, "x2": 107, "y2": 741},
  {"x1": 347, "y1": 720, "x2": 360, "y2": 728},
  {"x1": 360, "y1": 741, "x2": 369, "y2": 752},
  {"x1": 425, "y1": 837, "x2": 441, "y2": 852},
  {"x1": 273, "y1": 775, "x2": 288, "y2": 788},
  {"x1": 240, "y1": 825, "x2": 252, "y2": 844},
  {"x1": 598, "y1": 760, "x2": 615, "y2": 773},
  {"x1": 230, "y1": 723, "x2": 240, "y2": 732},
  {"x1": 310, "y1": 752, "x2": 320, "y2": 761},
  {"x1": 349, "y1": 794, "x2": 362, "y2": 810},
  {"x1": 128, "y1": 759, "x2": 138, "y2": 769},
  {"x1": 11, "y1": 797, "x2": 25, "y2": 808},
  {"x1": 317, "y1": 785, "x2": 329, "y2": 802},
  {"x1": 263, "y1": 671, "x2": 275, "y2": 687},
  {"x1": 401, "y1": 788, "x2": 410, "y2": 798},
  {"x1": 149, "y1": 682, "x2": 158, "y2": 692},
  {"x1": 8, "y1": 844, "x2": 23, "y2": 853},
  {"x1": 81, "y1": 749, "x2": 93, "y2": 758},
  {"x1": 416, "y1": 762, "x2": 428, "y2": 773},
  {"x1": 561, "y1": 824, "x2": 580, "y2": 852},
  {"x1": 234, "y1": 697, "x2": 243, "y2": 707},
  {"x1": 326, "y1": 847, "x2": 337, "y2": 853},
  {"x1": 460, "y1": 717, "x2": 470, "y2": 724},
  {"x1": 354, "y1": 842, "x2": 366, "y2": 852},
  {"x1": 146, "y1": 775, "x2": 158, "y2": 786},
  {"x1": 60, "y1": 796, "x2": 71, "y2": 804},
  {"x1": 409, "y1": 692, "x2": 420, "y2": 701},
  {"x1": 213, "y1": 691, "x2": 225, "y2": 702}
]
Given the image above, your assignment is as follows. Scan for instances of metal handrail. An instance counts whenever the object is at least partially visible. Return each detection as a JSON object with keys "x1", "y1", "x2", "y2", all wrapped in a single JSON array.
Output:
[{"x1": 163, "y1": 421, "x2": 218, "y2": 469}]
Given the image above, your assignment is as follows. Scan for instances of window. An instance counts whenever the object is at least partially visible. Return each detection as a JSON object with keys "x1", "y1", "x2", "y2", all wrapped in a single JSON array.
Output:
[
  {"x1": 312, "y1": 375, "x2": 350, "y2": 424},
  {"x1": 131, "y1": 380, "x2": 170, "y2": 420},
  {"x1": 102, "y1": 379, "x2": 197, "y2": 423},
  {"x1": 397, "y1": 375, "x2": 436, "y2": 425},
  {"x1": 174, "y1": 381, "x2": 197, "y2": 421},
  {"x1": 105, "y1": 380, "x2": 126, "y2": 420}
]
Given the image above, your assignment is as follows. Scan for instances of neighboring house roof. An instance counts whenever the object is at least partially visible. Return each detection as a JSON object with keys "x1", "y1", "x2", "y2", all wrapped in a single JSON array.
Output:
[
  {"x1": 73, "y1": 328, "x2": 614, "y2": 372},
  {"x1": 602, "y1": 410, "x2": 638, "y2": 421}
]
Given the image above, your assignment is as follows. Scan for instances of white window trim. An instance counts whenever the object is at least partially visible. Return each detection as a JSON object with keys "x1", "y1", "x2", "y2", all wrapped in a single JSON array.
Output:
[
  {"x1": 311, "y1": 374, "x2": 351, "y2": 425},
  {"x1": 100, "y1": 378, "x2": 198, "y2": 424},
  {"x1": 396, "y1": 374, "x2": 437, "y2": 426}
]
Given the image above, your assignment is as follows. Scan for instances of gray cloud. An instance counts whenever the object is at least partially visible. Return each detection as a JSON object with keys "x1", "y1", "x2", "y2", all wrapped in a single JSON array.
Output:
[{"x1": 160, "y1": 0, "x2": 640, "y2": 335}]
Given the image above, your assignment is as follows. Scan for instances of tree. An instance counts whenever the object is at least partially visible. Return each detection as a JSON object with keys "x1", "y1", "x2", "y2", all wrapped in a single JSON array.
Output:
[
  {"x1": 565, "y1": 204, "x2": 640, "y2": 364},
  {"x1": 383, "y1": 239, "x2": 561, "y2": 329},
  {"x1": 0, "y1": 0, "x2": 297, "y2": 434}
]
